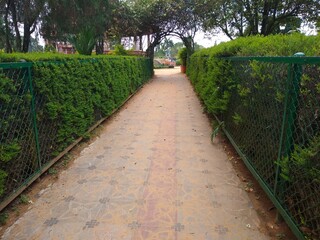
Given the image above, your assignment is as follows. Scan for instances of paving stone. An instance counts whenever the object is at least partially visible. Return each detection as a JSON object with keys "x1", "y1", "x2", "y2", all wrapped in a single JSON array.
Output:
[{"x1": 2, "y1": 68, "x2": 270, "y2": 240}]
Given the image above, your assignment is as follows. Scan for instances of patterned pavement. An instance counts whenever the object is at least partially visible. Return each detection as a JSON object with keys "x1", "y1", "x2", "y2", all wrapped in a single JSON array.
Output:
[{"x1": 2, "y1": 68, "x2": 270, "y2": 240}]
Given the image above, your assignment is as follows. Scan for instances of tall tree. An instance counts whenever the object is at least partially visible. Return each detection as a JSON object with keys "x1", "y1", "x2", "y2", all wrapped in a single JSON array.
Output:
[
  {"x1": 170, "y1": 0, "x2": 203, "y2": 55},
  {"x1": 200, "y1": 0, "x2": 320, "y2": 39},
  {"x1": 2, "y1": 0, "x2": 45, "y2": 52},
  {"x1": 42, "y1": 0, "x2": 111, "y2": 55}
]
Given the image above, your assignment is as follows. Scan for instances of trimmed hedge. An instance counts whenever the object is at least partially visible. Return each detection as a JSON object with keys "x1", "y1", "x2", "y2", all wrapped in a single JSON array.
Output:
[
  {"x1": 0, "y1": 54, "x2": 152, "y2": 201},
  {"x1": 187, "y1": 33, "x2": 320, "y2": 239},
  {"x1": 188, "y1": 33, "x2": 320, "y2": 115}
]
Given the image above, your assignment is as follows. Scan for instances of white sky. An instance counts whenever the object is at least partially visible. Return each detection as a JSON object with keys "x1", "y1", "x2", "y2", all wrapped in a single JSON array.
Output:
[{"x1": 169, "y1": 31, "x2": 230, "y2": 48}]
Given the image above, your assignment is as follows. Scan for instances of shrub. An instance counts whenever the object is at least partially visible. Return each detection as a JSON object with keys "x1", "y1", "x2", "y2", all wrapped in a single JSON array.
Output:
[
  {"x1": 188, "y1": 33, "x2": 320, "y2": 116},
  {"x1": 113, "y1": 44, "x2": 128, "y2": 56},
  {"x1": 187, "y1": 33, "x2": 320, "y2": 239},
  {"x1": 0, "y1": 54, "x2": 152, "y2": 198},
  {"x1": 178, "y1": 47, "x2": 188, "y2": 66}
]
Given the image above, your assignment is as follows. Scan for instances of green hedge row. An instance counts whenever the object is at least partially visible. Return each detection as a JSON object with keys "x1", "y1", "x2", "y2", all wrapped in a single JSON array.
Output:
[
  {"x1": 0, "y1": 54, "x2": 152, "y2": 200},
  {"x1": 187, "y1": 33, "x2": 320, "y2": 239},
  {"x1": 188, "y1": 33, "x2": 320, "y2": 115},
  {"x1": 0, "y1": 52, "x2": 140, "y2": 62}
]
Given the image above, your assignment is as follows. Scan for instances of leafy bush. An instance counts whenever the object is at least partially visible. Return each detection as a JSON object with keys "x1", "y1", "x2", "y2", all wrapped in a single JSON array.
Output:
[
  {"x1": 188, "y1": 33, "x2": 320, "y2": 239},
  {"x1": 188, "y1": 33, "x2": 320, "y2": 116},
  {"x1": 0, "y1": 54, "x2": 152, "y2": 198},
  {"x1": 0, "y1": 51, "x2": 145, "y2": 62},
  {"x1": 68, "y1": 26, "x2": 96, "y2": 55},
  {"x1": 113, "y1": 44, "x2": 128, "y2": 56}
]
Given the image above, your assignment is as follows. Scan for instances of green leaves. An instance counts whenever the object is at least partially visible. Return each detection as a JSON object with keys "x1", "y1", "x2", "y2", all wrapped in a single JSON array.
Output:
[
  {"x1": 0, "y1": 55, "x2": 152, "y2": 198},
  {"x1": 211, "y1": 121, "x2": 224, "y2": 141},
  {"x1": 32, "y1": 57, "x2": 152, "y2": 153},
  {"x1": 68, "y1": 27, "x2": 97, "y2": 55},
  {"x1": 0, "y1": 142, "x2": 21, "y2": 163},
  {"x1": 178, "y1": 47, "x2": 188, "y2": 66}
]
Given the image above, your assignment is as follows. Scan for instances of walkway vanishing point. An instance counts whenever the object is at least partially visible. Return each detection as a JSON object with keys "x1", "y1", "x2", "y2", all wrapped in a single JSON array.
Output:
[{"x1": 2, "y1": 68, "x2": 270, "y2": 240}]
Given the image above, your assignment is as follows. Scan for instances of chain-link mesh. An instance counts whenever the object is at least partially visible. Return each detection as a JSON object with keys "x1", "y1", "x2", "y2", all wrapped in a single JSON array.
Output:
[
  {"x1": 219, "y1": 57, "x2": 320, "y2": 239},
  {"x1": 0, "y1": 64, "x2": 39, "y2": 203},
  {"x1": 0, "y1": 58, "x2": 153, "y2": 211}
]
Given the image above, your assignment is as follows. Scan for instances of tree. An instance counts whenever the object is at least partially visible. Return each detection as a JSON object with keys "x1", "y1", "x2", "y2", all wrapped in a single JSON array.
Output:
[
  {"x1": 170, "y1": 0, "x2": 203, "y2": 55},
  {"x1": 0, "y1": 15, "x2": 7, "y2": 49},
  {"x1": 155, "y1": 37, "x2": 174, "y2": 57},
  {"x1": 122, "y1": 0, "x2": 176, "y2": 64},
  {"x1": 200, "y1": 0, "x2": 320, "y2": 39},
  {"x1": 107, "y1": 0, "x2": 138, "y2": 46},
  {"x1": 29, "y1": 36, "x2": 44, "y2": 52},
  {"x1": 42, "y1": 0, "x2": 111, "y2": 55},
  {"x1": 1, "y1": 0, "x2": 45, "y2": 52},
  {"x1": 121, "y1": 0, "x2": 204, "y2": 66}
]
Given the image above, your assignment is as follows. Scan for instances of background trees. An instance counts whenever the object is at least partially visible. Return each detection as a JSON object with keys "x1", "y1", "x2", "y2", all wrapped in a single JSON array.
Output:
[
  {"x1": 1, "y1": 0, "x2": 45, "y2": 52},
  {"x1": 41, "y1": 0, "x2": 111, "y2": 55},
  {"x1": 0, "y1": 0, "x2": 319, "y2": 54},
  {"x1": 200, "y1": 0, "x2": 320, "y2": 39}
]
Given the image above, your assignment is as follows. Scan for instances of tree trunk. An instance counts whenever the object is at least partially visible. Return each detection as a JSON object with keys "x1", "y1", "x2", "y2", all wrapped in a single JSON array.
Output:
[
  {"x1": 22, "y1": 24, "x2": 31, "y2": 53},
  {"x1": 253, "y1": 0, "x2": 259, "y2": 34},
  {"x1": 4, "y1": 0, "x2": 12, "y2": 53},
  {"x1": 182, "y1": 36, "x2": 195, "y2": 65},
  {"x1": 146, "y1": 34, "x2": 162, "y2": 70},
  {"x1": 146, "y1": 44, "x2": 155, "y2": 70},
  {"x1": 260, "y1": 0, "x2": 271, "y2": 35},
  {"x1": 147, "y1": 34, "x2": 150, "y2": 49},
  {"x1": 9, "y1": 0, "x2": 22, "y2": 51},
  {"x1": 133, "y1": 35, "x2": 137, "y2": 50},
  {"x1": 139, "y1": 35, "x2": 143, "y2": 51},
  {"x1": 95, "y1": 37, "x2": 104, "y2": 55}
]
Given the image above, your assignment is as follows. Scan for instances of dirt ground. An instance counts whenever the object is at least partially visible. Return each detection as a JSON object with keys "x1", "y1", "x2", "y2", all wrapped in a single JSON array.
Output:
[
  {"x1": 217, "y1": 134, "x2": 297, "y2": 240},
  {"x1": 0, "y1": 68, "x2": 297, "y2": 240}
]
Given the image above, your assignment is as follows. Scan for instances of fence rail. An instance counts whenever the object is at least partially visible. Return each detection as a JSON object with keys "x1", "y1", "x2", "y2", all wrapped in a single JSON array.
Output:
[
  {"x1": 0, "y1": 58, "x2": 152, "y2": 212},
  {"x1": 217, "y1": 55, "x2": 320, "y2": 239}
]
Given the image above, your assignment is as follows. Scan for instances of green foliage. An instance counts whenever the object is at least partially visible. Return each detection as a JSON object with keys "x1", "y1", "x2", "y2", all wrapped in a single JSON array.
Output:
[
  {"x1": 178, "y1": 47, "x2": 188, "y2": 66},
  {"x1": 44, "y1": 44, "x2": 57, "y2": 53},
  {"x1": 68, "y1": 27, "x2": 96, "y2": 55},
  {"x1": 200, "y1": 0, "x2": 318, "y2": 39},
  {"x1": 279, "y1": 134, "x2": 320, "y2": 182},
  {"x1": 113, "y1": 45, "x2": 128, "y2": 56},
  {"x1": 19, "y1": 194, "x2": 30, "y2": 204},
  {"x1": 232, "y1": 113, "x2": 243, "y2": 125},
  {"x1": 188, "y1": 34, "x2": 320, "y2": 116},
  {"x1": 42, "y1": 0, "x2": 111, "y2": 49},
  {"x1": 0, "y1": 54, "x2": 152, "y2": 200},
  {"x1": 31, "y1": 57, "x2": 152, "y2": 154},
  {"x1": 188, "y1": 34, "x2": 320, "y2": 238},
  {"x1": 0, "y1": 142, "x2": 21, "y2": 163},
  {"x1": 211, "y1": 121, "x2": 224, "y2": 141},
  {"x1": 193, "y1": 33, "x2": 320, "y2": 58},
  {"x1": 188, "y1": 55, "x2": 235, "y2": 114},
  {"x1": 0, "y1": 170, "x2": 7, "y2": 196},
  {"x1": 0, "y1": 212, "x2": 8, "y2": 225},
  {"x1": 48, "y1": 168, "x2": 58, "y2": 175}
]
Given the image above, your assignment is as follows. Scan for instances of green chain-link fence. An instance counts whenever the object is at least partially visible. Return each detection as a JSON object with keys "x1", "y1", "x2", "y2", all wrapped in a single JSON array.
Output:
[
  {"x1": 0, "y1": 63, "x2": 39, "y2": 206},
  {"x1": 216, "y1": 56, "x2": 320, "y2": 239},
  {"x1": 0, "y1": 58, "x2": 152, "y2": 212}
]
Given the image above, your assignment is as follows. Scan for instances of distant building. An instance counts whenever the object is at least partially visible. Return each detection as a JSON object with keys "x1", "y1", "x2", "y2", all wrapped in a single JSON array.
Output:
[{"x1": 56, "y1": 42, "x2": 75, "y2": 54}]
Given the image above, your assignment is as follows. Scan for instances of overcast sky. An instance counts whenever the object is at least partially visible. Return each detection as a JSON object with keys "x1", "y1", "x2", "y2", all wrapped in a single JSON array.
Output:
[{"x1": 169, "y1": 30, "x2": 230, "y2": 48}]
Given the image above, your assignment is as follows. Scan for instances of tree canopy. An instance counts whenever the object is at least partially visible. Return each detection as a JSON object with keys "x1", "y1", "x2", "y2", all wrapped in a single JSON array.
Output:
[
  {"x1": 199, "y1": 0, "x2": 320, "y2": 39},
  {"x1": 1, "y1": 0, "x2": 319, "y2": 54}
]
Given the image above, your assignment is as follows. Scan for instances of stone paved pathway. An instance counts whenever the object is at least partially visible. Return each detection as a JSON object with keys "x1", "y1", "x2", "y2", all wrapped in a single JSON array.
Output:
[{"x1": 2, "y1": 68, "x2": 270, "y2": 240}]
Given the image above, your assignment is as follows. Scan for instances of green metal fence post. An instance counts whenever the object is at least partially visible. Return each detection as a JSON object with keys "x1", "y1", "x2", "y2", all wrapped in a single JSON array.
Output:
[
  {"x1": 274, "y1": 52, "x2": 305, "y2": 225},
  {"x1": 217, "y1": 55, "x2": 319, "y2": 239},
  {"x1": 27, "y1": 65, "x2": 42, "y2": 170}
]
